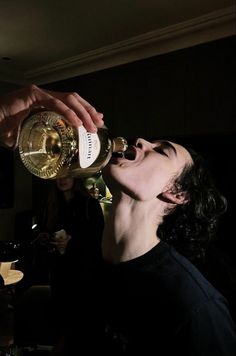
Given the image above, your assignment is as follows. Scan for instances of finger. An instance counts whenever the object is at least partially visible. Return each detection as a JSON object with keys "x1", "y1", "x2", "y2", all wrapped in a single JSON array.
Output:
[
  {"x1": 31, "y1": 88, "x2": 83, "y2": 128},
  {"x1": 46, "y1": 90, "x2": 104, "y2": 131},
  {"x1": 63, "y1": 93, "x2": 98, "y2": 132},
  {"x1": 70, "y1": 92, "x2": 104, "y2": 126}
]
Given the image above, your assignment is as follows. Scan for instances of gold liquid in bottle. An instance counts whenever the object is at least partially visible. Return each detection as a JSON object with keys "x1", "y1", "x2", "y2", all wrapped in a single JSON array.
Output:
[{"x1": 18, "y1": 111, "x2": 127, "y2": 179}]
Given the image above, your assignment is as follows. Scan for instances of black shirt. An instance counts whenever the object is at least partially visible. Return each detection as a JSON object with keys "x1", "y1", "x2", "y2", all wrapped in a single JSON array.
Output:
[{"x1": 98, "y1": 241, "x2": 236, "y2": 355}]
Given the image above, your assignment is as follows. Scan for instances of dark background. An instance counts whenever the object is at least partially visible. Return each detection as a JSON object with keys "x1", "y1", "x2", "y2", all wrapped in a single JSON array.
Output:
[
  {"x1": 38, "y1": 35, "x2": 235, "y2": 258},
  {"x1": 0, "y1": 147, "x2": 14, "y2": 209}
]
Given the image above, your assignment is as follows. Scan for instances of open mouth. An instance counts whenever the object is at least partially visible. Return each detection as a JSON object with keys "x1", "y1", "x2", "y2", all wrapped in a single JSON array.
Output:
[
  {"x1": 112, "y1": 146, "x2": 136, "y2": 161},
  {"x1": 124, "y1": 146, "x2": 136, "y2": 160}
]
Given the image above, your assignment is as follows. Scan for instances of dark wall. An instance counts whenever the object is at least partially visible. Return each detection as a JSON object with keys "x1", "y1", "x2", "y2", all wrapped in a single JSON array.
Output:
[
  {"x1": 0, "y1": 147, "x2": 14, "y2": 208},
  {"x1": 41, "y1": 36, "x2": 235, "y2": 258},
  {"x1": 0, "y1": 82, "x2": 20, "y2": 95},
  {"x1": 43, "y1": 36, "x2": 235, "y2": 139}
]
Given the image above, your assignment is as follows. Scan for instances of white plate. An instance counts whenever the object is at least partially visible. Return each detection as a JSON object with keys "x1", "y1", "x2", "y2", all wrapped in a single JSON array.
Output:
[{"x1": 4, "y1": 269, "x2": 24, "y2": 286}]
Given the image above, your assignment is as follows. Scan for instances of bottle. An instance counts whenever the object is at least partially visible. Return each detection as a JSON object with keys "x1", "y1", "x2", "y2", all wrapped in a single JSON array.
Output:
[{"x1": 18, "y1": 111, "x2": 128, "y2": 179}]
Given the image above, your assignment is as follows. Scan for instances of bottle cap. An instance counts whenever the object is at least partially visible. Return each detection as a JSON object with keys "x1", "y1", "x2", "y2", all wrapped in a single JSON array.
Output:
[{"x1": 112, "y1": 137, "x2": 128, "y2": 153}]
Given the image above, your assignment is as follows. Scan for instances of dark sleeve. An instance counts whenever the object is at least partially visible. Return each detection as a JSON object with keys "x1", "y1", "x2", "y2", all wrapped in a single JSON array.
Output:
[{"x1": 184, "y1": 297, "x2": 236, "y2": 356}]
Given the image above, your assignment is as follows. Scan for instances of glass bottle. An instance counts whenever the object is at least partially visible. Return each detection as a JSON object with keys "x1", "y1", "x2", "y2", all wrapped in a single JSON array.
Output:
[{"x1": 18, "y1": 111, "x2": 128, "y2": 179}]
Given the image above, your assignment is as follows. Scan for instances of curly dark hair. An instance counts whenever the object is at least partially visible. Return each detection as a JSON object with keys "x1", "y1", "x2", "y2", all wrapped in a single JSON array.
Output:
[{"x1": 158, "y1": 148, "x2": 227, "y2": 264}]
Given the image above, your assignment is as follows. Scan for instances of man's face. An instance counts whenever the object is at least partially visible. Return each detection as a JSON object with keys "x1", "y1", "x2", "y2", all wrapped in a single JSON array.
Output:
[{"x1": 102, "y1": 138, "x2": 193, "y2": 201}]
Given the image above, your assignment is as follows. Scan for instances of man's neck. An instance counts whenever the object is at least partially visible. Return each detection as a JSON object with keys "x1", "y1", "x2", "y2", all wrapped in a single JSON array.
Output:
[{"x1": 102, "y1": 195, "x2": 160, "y2": 263}]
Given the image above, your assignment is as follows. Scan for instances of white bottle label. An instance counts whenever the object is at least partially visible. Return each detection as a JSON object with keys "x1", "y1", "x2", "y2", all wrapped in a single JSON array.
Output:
[{"x1": 78, "y1": 126, "x2": 101, "y2": 168}]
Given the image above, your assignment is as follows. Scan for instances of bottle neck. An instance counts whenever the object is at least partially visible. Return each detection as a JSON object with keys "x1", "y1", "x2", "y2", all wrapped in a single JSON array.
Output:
[{"x1": 112, "y1": 137, "x2": 128, "y2": 153}]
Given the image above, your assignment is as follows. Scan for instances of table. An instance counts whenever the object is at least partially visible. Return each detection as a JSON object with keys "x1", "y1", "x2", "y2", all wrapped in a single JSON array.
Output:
[{"x1": 0, "y1": 269, "x2": 24, "y2": 349}]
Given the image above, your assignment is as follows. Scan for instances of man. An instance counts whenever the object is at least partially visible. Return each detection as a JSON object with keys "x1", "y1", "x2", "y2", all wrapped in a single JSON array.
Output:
[{"x1": 1, "y1": 86, "x2": 236, "y2": 355}]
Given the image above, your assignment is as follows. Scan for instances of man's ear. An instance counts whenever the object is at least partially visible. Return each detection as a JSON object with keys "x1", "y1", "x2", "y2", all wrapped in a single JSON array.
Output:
[{"x1": 160, "y1": 190, "x2": 189, "y2": 205}]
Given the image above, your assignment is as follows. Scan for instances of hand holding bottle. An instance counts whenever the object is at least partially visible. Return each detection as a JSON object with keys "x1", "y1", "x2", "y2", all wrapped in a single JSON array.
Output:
[
  {"x1": 0, "y1": 84, "x2": 104, "y2": 149},
  {"x1": 18, "y1": 111, "x2": 127, "y2": 179}
]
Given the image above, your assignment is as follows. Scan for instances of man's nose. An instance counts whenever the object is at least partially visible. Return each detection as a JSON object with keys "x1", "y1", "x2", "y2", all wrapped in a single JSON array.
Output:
[{"x1": 135, "y1": 138, "x2": 151, "y2": 150}]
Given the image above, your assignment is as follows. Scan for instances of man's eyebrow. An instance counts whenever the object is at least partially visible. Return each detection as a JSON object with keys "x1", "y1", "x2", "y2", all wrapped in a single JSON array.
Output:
[{"x1": 154, "y1": 140, "x2": 177, "y2": 155}]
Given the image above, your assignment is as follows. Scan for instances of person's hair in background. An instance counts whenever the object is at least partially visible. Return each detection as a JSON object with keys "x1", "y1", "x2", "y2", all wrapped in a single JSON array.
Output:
[
  {"x1": 40, "y1": 176, "x2": 91, "y2": 234},
  {"x1": 33, "y1": 174, "x2": 105, "y2": 350},
  {"x1": 14, "y1": 175, "x2": 105, "y2": 351},
  {"x1": 35, "y1": 175, "x2": 105, "y2": 283},
  {"x1": 158, "y1": 148, "x2": 227, "y2": 265}
]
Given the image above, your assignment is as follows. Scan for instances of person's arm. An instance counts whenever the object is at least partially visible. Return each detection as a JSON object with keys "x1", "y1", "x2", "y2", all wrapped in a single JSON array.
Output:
[{"x1": 0, "y1": 84, "x2": 104, "y2": 149}]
